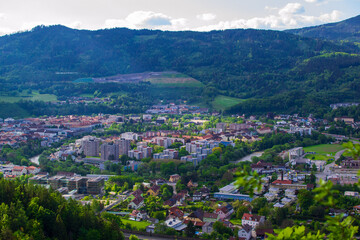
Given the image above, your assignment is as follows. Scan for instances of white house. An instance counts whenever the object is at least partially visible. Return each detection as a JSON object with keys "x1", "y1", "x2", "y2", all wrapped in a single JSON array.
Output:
[
  {"x1": 12, "y1": 166, "x2": 27, "y2": 176},
  {"x1": 216, "y1": 205, "x2": 234, "y2": 219},
  {"x1": 241, "y1": 213, "x2": 265, "y2": 229},
  {"x1": 238, "y1": 224, "x2": 252, "y2": 240},
  {"x1": 128, "y1": 196, "x2": 144, "y2": 210},
  {"x1": 26, "y1": 166, "x2": 40, "y2": 175}
]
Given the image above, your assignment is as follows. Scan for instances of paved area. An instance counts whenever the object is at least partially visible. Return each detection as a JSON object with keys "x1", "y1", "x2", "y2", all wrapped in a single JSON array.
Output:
[{"x1": 234, "y1": 151, "x2": 264, "y2": 163}]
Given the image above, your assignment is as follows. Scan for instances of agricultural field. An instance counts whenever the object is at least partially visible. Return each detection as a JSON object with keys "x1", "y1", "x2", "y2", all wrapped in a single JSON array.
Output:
[
  {"x1": 146, "y1": 76, "x2": 204, "y2": 88},
  {"x1": 0, "y1": 91, "x2": 57, "y2": 103},
  {"x1": 211, "y1": 95, "x2": 244, "y2": 111}
]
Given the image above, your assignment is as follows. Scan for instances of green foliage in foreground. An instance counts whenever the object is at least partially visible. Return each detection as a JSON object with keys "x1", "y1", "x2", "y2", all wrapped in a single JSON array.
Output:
[
  {"x1": 236, "y1": 142, "x2": 360, "y2": 239},
  {"x1": 0, "y1": 179, "x2": 124, "y2": 240}
]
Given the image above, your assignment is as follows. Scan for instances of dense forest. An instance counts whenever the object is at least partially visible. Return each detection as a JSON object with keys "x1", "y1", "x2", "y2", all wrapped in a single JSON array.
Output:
[{"x1": 0, "y1": 178, "x2": 124, "y2": 240}]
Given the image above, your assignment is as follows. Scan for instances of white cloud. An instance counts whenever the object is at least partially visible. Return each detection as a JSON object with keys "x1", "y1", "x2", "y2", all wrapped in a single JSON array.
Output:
[
  {"x1": 0, "y1": 27, "x2": 14, "y2": 36},
  {"x1": 68, "y1": 21, "x2": 82, "y2": 29},
  {"x1": 319, "y1": 10, "x2": 341, "y2": 22},
  {"x1": 196, "y1": 13, "x2": 217, "y2": 21},
  {"x1": 0, "y1": 13, "x2": 6, "y2": 20},
  {"x1": 21, "y1": 21, "x2": 54, "y2": 31},
  {"x1": 304, "y1": 0, "x2": 323, "y2": 3},
  {"x1": 265, "y1": 6, "x2": 278, "y2": 12},
  {"x1": 196, "y1": 3, "x2": 342, "y2": 31},
  {"x1": 105, "y1": 11, "x2": 188, "y2": 30},
  {"x1": 279, "y1": 3, "x2": 305, "y2": 16}
]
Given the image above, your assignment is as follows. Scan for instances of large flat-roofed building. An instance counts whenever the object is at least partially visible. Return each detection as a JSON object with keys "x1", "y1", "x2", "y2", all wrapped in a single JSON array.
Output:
[
  {"x1": 68, "y1": 177, "x2": 88, "y2": 194},
  {"x1": 214, "y1": 193, "x2": 252, "y2": 202},
  {"x1": 87, "y1": 177, "x2": 105, "y2": 195},
  {"x1": 288, "y1": 147, "x2": 304, "y2": 160},
  {"x1": 48, "y1": 175, "x2": 67, "y2": 190}
]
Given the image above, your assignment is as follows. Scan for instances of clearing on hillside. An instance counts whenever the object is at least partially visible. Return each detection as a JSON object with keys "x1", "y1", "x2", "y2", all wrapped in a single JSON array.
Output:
[
  {"x1": 0, "y1": 91, "x2": 57, "y2": 103},
  {"x1": 212, "y1": 95, "x2": 244, "y2": 111}
]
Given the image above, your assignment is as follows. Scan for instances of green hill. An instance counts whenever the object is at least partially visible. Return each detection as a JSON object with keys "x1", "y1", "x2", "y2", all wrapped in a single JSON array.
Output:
[
  {"x1": 286, "y1": 15, "x2": 360, "y2": 42},
  {"x1": 0, "y1": 22, "x2": 360, "y2": 116}
]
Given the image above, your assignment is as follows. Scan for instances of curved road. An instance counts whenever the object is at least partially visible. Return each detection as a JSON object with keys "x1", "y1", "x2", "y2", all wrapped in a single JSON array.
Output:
[
  {"x1": 316, "y1": 149, "x2": 346, "y2": 180},
  {"x1": 234, "y1": 151, "x2": 264, "y2": 164}
]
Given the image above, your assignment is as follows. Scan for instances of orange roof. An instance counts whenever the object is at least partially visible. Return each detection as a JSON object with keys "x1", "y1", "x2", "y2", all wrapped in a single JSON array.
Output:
[{"x1": 272, "y1": 180, "x2": 292, "y2": 185}]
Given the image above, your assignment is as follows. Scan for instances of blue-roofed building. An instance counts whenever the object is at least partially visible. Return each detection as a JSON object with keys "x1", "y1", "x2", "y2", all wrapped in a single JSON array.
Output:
[{"x1": 214, "y1": 192, "x2": 253, "y2": 202}]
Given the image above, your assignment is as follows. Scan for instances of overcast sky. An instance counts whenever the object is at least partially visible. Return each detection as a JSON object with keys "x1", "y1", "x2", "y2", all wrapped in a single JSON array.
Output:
[{"x1": 0, "y1": 0, "x2": 358, "y2": 35}]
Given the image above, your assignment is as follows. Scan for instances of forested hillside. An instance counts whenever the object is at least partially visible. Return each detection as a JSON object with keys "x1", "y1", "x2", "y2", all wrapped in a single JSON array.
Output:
[
  {"x1": 286, "y1": 15, "x2": 360, "y2": 42},
  {"x1": 0, "y1": 20, "x2": 359, "y2": 115}
]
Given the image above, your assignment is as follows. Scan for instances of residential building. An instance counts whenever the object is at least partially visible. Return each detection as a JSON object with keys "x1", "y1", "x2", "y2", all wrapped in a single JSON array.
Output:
[
  {"x1": 202, "y1": 222, "x2": 214, "y2": 234},
  {"x1": 169, "y1": 174, "x2": 181, "y2": 183},
  {"x1": 128, "y1": 196, "x2": 144, "y2": 209},
  {"x1": 83, "y1": 138, "x2": 100, "y2": 157},
  {"x1": 238, "y1": 224, "x2": 252, "y2": 240},
  {"x1": 101, "y1": 143, "x2": 119, "y2": 160},
  {"x1": 147, "y1": 185, "x2": 161, "y2": 196},
  {"x1": 116, "y1": 138, "x2": 131, "y2": 155},
  {"x1": 241, "y1": 213, "x2": 265, "y2": 229}
]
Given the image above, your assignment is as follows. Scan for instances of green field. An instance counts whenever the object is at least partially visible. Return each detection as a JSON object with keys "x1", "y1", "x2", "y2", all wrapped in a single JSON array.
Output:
[
  {"x1": 0, "y1": 91, "x2": 57, "y2": 103},
  {"x1": 305, "y1": 153, "x2": 332, "y2": 161},
  {"x1": 230, "y1": 219, "x2": 242, "y2": 226},
  {"x1": 303, "y1": 144, "x2": 344, "y2": 154},
  {"x1": 304, "y1": 144, "x2": 344, "y2": 161},
  {"x1": 211, "y1": 95, "x2": 244, "y2": 111},
  {"x1": 120, "y1": 219, "x2": 151, "y2": 231}
]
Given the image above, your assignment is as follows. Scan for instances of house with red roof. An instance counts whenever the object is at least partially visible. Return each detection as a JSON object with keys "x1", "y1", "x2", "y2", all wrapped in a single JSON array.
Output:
[
  {"x1": 241, "y1": 213, "x2": 265, "y2": 229},
  {"x1": 216, "y1": 204, "x2": 234, "y2": 219},
  {"x1": 26, "y1": 166, "x2": 40, "y2": 175},
  {"x1": 12, "y1": 166, "x2": 27, "y2": 176},
  {"x1": 128, "y1": 196, "x2": 144, "y2": 210}
]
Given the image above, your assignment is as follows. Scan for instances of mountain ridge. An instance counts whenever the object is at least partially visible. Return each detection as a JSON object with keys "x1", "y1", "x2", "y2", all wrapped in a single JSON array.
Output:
[
  {"x1": 0, "y1": 16, "x2": 359, "y2": 115},
  {"x1": 285, "y1": 14, "x2": 360, "y2": 42}
]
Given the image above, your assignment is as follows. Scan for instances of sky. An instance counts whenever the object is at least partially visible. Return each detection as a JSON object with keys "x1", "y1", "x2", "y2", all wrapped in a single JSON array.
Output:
[{"x1": 0, "y1": 0, "x2": 359, "y2": 35}]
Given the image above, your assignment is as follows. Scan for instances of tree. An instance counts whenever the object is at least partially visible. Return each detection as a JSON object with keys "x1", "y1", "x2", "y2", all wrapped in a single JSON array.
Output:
[
  {"x1": 129, "y1": 235, "x2": 139, "y2": 240},
  {"x1": 251, "y1": 197, "x2": 267, "y2": 213},
  {"x1": 185, "y1": 221, "x2": 196, "y2": 237},
  {"x1": 271, "y1": 172, "x2": 278, "y2": 181},
  {"x1": 176, "y1": 180, "x2": 186, "y2": 192},
  {"x1": 162, "y1": 188, "x2": 172, "y2": 201},
  {"x1": 236, "y1": 205, "x2": 249, "y2": 219},
  {"x1": 297, "y1": 190, "x2": 314, "y2": 211},
  {"x1": 213, "y1": 221, "x2": 233, "y2": 236}
]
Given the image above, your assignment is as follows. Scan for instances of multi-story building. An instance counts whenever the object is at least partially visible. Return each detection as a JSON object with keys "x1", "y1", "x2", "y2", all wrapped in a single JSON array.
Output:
[
  {"x1": 101, "y1": 143, "x2": 119, "y2": 160},
  {"x1": 116, "y1": 138, "x2": 131, "y2": 156},
  {"x1": 68, "y1": 177, "x2": 88, "y2": 194},
  {"x1": 87, "y1": 177, "x2": 105, "y2": 195},
  {"x1": 83, "y1": 138, "x2": 100, "y2": 157}
]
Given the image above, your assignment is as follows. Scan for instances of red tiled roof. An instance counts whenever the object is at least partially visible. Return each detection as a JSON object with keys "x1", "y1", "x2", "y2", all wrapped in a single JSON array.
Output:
[
  {"x1": 242, "y1": 213, "x2": 263, "y2": 222},
  {"x1": 272, "y1": 180, "x2": 292, "y2": 185}
]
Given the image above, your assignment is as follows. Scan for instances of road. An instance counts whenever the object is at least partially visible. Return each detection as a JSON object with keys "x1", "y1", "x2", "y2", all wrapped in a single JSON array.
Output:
[
  {"x1": 234, "y1": 151, "x2": 264, "y2": 164},
  {"x1": 316, "y1": 149, "x2": 346, "y2": 180},
  {"x1": 29, "y1": 155, "x2": 40, "y2": 165},
  {"x1": 124, "y1": 233, "x2": 175, "y2": 240},
  {"x1": 100, "y1": 197, "x2": 124, "y2": 213}
]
